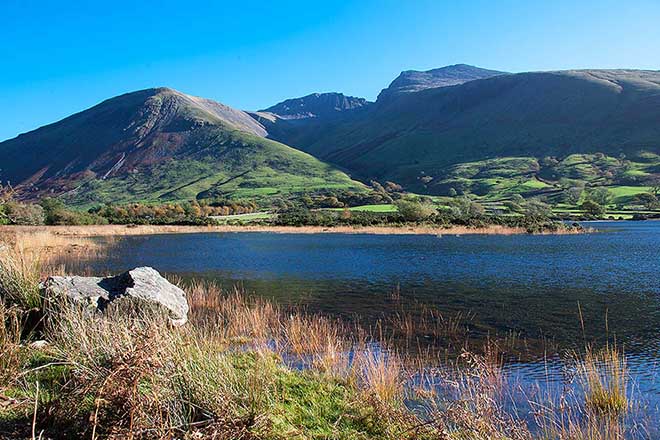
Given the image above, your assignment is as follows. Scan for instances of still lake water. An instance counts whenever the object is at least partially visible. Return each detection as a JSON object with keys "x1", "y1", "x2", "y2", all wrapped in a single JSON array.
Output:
[{"x1": 66, "y1": 221, "x2": 660, "y2": 426}]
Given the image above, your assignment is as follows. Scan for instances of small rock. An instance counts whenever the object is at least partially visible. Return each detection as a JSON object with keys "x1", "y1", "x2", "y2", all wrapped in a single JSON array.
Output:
[{"x1": 41, "y1": 267, "x2": 188, "y2": 325}]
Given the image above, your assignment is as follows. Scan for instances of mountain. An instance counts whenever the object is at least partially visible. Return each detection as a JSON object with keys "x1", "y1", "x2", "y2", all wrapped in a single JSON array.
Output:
[
  {"x1": 0, "y1": 88, "x2": 364, "y2": 207},
  {"x1": 260, "y1": 92, "x2": 371, "y2": 120},
  {"x1": 270, "y1": 68, "x2": 660, "y2": 195},
  {"x1": 376, "y1": 64, "x2": 505, "y2": 102}
]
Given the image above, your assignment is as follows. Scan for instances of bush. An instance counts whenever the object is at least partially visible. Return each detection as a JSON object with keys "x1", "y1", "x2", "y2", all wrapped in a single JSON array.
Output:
[
  {"x1": 4, "y1": 201, "x2": 45, "y2": 225},
  {"x1": 587, "y1": 188, "x2": 612, "y2": 206},
  {"x1": 580, "y1": 200, "x2": 605, "y2": 217},
  {"x1": 41, "y1": 198, "x2": 107, "y2": 225},
  {"x1": 448, "y1": 197, "x2": 485, "y2": 219},
  {"x1": 634, "y1": 193, "x2": 660, "y2": 210},
  {"x1": 394, "y1": 199, "x2": 436, "y2": 222}
]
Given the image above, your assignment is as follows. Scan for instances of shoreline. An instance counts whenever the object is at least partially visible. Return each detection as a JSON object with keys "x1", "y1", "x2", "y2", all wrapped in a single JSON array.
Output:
[{"x1": 0, "y1": 223, "x2": 585, "y2": 237}]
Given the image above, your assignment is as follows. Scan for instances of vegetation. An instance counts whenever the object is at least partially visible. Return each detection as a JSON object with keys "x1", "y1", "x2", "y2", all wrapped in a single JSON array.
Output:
[
  {"x1": 0, "y1": 232, "x2": 645, "y2": 439},
  {"x1": 0, "y1": 181, "x2": 587, "y2": 232},
  {"x1": 274, "y1": 202, "x2": 579, "y2": 234}
]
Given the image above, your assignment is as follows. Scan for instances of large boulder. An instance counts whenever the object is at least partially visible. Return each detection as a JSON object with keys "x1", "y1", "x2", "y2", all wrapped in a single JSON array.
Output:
[{"x1": 41, "y1": 267, "x2": 188, "y2": 325}]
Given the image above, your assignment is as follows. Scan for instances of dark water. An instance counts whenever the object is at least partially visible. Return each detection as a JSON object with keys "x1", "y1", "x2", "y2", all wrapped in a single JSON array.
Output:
[{"x1": 63, "y1": 221, "x2": 660, "y2": 425}]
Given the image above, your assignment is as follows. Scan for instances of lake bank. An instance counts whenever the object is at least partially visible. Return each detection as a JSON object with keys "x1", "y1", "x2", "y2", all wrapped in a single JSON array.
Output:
[{"x1": 0, "y1": 222, "x2": 585, "y2": 238}]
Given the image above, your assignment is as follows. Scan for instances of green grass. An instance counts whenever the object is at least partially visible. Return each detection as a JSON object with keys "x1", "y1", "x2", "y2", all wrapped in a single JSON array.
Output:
[
  {"x1": 396, "y1": 153, "x2": 660, "y2": 208},
  {"x1": 212, "y1": 212, "x2": 273, "y2": 224},
  {"x1": 607, "y1": 185, "x2": 652, "y2": 202},
  {"x1": 59, "y1": 128, "x2": 365, "y2": 209},
  {"x1": 328, "y1": 204, "x2": 397, "y2": 213}
]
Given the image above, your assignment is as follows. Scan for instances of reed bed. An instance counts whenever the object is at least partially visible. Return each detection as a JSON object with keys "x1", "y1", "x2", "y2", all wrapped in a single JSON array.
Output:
[
  {"x1": 0, "y1": 223, "x2": 582, "y2": 238},
  {"x1": 0, "y1": 231, "x2": 648, "y2": 439}
]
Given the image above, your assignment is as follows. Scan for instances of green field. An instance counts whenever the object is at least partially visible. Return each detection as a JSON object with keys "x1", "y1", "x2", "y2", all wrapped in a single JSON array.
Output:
[
  {"x1": 211, "y1": 212, "x2": 274, "y2": 223},
  {"x1": 328, "y1": 204, "x2": 398, "y2": 213},
  {"x1": 59, "y1": 128, "x2": 366, "y2": 209}
]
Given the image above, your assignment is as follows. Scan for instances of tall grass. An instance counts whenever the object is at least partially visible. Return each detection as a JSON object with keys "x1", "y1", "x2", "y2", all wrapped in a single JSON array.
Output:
[
  {"x1": 0, "y1": 302, "x2": 23, "y2": 388},
  {"x1": 580, "y1": 345, "x2": 628, "y2": 417},
  {"x1": 0, "y1": 242, "x2": 42, "y2": 309}
]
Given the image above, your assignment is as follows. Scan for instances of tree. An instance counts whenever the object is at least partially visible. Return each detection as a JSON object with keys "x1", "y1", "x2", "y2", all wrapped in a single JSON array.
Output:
[
  {"x1": 384, "y1": 181, "x2": 403, "y2": 193},
  {"x1": 651, "y1": 178, "x2": 660, "y2": 196},
  {"x1": 4, "y1": 202, "x2": 45, "y2": 225},
  {"x1": 503, "y1": 200, "x2": 523, "y2": 213},
  {"x1": 587, "y1": 188, "x2": 612, "y2": 206},
  {"x1": 0, "y1": 183, "x2": 13, "y2": 224},
  {"x1": 540, "y1": 156, "x2": 559, "y2": 167},
  {"x1": 395, "y1": 199, "x2": 436, "y2": 222},
  {"x1": 580, "y1": 200, "x2": 605, "y2": 217},
  {"x1": 634, "y1": 193, "x2": 660, "y2": 210},
  {"x1": 511, "y1": 194, "x2": 525, "y2": 204},
  {"x1": 449, "y1": 196, "x2": 485, "y2": 219},
  {"x1": 525, "y1": 198, "x2": 552, "y2": 218},
  {"x1": 563, "y1": 186, "x2": 584, "y2": 205}
]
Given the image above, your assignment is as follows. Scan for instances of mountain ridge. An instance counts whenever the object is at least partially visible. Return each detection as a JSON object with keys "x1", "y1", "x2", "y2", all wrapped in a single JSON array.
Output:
[{"x1": 263, "y1": 67, "x2": 660, "y2": 193}]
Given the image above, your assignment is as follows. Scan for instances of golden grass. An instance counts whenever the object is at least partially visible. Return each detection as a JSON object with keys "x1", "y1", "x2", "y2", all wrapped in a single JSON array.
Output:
[
  {"x1": 0, "y1": 302, "x2": 23, "y2": 388},
  {"x1": 0, "y1": 241, "x2": 42, "y2": 309},
  {"x1": 580, "y1": 345, "x2": 628, "y2": 417}
]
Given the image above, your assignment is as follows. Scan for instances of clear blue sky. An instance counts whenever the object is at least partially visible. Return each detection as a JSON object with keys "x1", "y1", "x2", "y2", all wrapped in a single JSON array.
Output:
[{"x1": 1, "y1": 0, "x2": 659, "y2": 141}]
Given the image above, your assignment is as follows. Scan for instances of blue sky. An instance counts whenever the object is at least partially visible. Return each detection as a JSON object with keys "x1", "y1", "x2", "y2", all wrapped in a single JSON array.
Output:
[{"x1": 1, "y1": 0, "x2": 659, "y2": 141}]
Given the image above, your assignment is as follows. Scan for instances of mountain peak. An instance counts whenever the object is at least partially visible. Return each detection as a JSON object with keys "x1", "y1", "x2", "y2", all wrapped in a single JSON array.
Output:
[
  {"x1": 261, "y1": 92, "x2": 372, "y2": 120},
  {"x1": 377, "y1": 64, "x2": 506, "y2": 101}
]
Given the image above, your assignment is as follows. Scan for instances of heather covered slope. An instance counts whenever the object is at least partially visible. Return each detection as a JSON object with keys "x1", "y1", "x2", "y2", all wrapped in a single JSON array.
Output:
[
  {"x1": 0, "y1": 88, "x2": 364, "y2": 206},
  {"x1": 284, "y1": 69, "x2": 660, "y2": 193}
]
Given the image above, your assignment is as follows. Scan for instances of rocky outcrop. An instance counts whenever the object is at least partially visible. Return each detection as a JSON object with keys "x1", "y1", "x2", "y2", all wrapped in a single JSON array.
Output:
[
  {"x1": 376, "y1": 64, "x2": 505, "y2": 102},
  {"x1": 261, "y1": 92, "x2": 372, "y2": 120},
  {"x1": 41, "y1": 267, "x2": 188, "y2": 325}
]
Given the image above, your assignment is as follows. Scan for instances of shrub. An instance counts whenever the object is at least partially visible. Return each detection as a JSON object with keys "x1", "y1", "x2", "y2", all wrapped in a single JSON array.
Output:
[
  {"x1": 448, "y1": 197, "x2": 485, "y2": 219},
  {"x1": 634, "y1": 193, "x2": 660, "y2": 210},
  {"x1": 3, "y1": 201, "x2": 45, "y2": 225},
  {"x1": 587, "y1": 188, "x2": 613, "y2": 206},
  {"x1": 394, "y1": 199, "x2": 436, "y2": 222},
  {"x1": 580, "y1": 200, "x2": 605, "y2": 217}
]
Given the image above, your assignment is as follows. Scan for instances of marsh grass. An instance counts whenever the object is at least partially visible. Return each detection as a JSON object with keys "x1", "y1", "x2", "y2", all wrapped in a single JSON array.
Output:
[
  {"x1": 0, "y1": 242, "x2": 42, "y2": 310},
  {"x1": 580, "y1": 345, "x2": 628, "y2": 417},
  {"x1": 0, "y1": 302, "x2": 23, "y2": 388}
]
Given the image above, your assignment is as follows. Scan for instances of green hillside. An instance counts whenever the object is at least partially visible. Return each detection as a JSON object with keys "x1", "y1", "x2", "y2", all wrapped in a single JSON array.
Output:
[
  {"x1": 424, "y1": 152, "x2": 660, "y2": 202},
  {"x1": 267, "y1": 69, "x2": 660, "y2": 195},
  {"x1": 0, "y1": 88, "x2": 364, "y2": 208}
]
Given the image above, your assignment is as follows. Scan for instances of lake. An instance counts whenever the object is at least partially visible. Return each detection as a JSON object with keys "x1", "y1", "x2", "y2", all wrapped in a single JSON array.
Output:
[{"x1": 61, "y1": 220, "x2": 660, "y2": 429}]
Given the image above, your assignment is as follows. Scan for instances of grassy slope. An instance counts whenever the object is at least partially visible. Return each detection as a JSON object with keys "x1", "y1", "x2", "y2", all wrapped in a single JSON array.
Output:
[
  {"x1": 276, "y1": 70, "x2": 660, "y2": 193},
  {"x1": 416, "y1": 152, "x2": 660, "y2": 202},
  {"x1": 62, "y1": 128, "x2": 364, "y2": 208}
]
